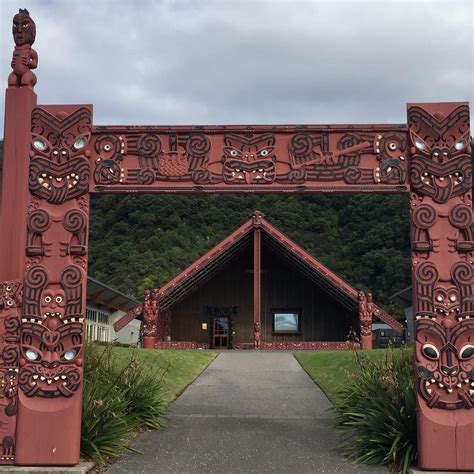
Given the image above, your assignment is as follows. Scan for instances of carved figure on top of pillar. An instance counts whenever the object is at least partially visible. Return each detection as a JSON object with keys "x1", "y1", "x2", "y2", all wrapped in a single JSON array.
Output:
[{"x1": 8, "y1": 9, "x2": 37, "y2": 89}]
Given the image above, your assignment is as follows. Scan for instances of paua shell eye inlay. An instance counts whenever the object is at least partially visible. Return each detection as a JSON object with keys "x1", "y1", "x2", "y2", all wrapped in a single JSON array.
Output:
[
  {"x1": 415, "y1": 138, "x2": 426, "y2": 150},
  {"x1": 25, "y1": 349, "x2": 39, "y2": 361},
  {"x1": 33, "y1": 138, "x2": 47, "y2": 151},
  {"x1": 73, "y1": 137, "x2": 86, "y2": 150},
  {"x1": 460, "y1": 345, "x2": 474, "y2": 360},
  {"x1": 422, "y1": 343, "x2": 440, "y2": 360}
]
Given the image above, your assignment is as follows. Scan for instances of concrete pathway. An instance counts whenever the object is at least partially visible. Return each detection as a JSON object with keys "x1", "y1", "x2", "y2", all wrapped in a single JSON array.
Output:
[{"x1": 108, "y1": 352, "x2": 385, "y2": 473}]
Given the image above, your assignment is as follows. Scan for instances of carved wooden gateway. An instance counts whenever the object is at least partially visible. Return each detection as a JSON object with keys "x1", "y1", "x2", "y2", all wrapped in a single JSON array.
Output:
[{"x1": 0, "y1": 8, "x2": 472, "y2": 470}]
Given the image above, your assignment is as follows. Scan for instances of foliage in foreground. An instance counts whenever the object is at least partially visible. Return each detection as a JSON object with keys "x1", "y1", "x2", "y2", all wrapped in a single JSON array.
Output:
[
  {"x1": 80, "y1": 343, "x2": 167, "y2": 463},
  {"x1": 332, "y1": 347, "x2": 417, "y2": 473}
]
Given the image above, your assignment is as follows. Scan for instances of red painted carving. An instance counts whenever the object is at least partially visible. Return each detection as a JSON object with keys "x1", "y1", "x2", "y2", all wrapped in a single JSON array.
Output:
[
  {"x1": 259, "y1": 341, "x2": 355, "y2": 350},
  {"x1": 8, "y1": 9, "x2": 37, "y2": 89},
  {"x1": 13, "y1": 105, "x2": 92, "y2": 465},
  {"x1": 254, "y1": 322, "x2": 261, "y2": 350},
  {"x1": 143, "y1": 289, "x2": 158, "y2": 348},
  {"x1": 90, "y1": 126, "x2": 409, "y2": 194},
  {"x1": 409, "y1": 102, "x2": 473, "y2": 470},
  {"x1": 358, "y1": 291, "x2": 373, "y2": 349},
  {"x1": 0, "y1": 282, "x2": 22, "y2": 464},
  {"x1": 154, "y1": 341, "x2": 209, "y2": 349}
]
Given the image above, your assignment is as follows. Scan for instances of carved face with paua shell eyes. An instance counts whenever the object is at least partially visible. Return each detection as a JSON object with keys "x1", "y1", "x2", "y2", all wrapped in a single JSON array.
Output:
[
  {"x1": 19, "y1": 322, "x2": 83, "y2": 398},
  {"x1": 416, "y1": 319, "x2": 474, "y2": 409},
  {"x1": 29, "y1": 108, "x2": 91, "y2": 204},
  {"x1": 408, "y1": 105, "x2": 472, "y2": 204},
  {"x1": 222, "y1": 134, "x2": 276, "y2": 185}
]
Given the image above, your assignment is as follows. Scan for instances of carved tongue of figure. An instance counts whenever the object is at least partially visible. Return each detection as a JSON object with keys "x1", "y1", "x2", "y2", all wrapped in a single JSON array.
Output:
[{"x1": 433, "y1": 175, "x2": 452, "y2": 203}]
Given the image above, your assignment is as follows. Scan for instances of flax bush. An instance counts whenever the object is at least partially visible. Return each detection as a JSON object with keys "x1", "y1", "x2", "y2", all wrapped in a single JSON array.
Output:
[
  {"x1": 80, "y1": 343, "x2": 167, "y2": 463},
  {"x1": 332, "y1": 346, "x2": 417, "y2": 473}
]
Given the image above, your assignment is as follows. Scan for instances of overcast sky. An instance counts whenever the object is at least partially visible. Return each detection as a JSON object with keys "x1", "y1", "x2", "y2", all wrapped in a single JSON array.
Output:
[{"x1": 0, "y1": 0, "x2": 472, "y2": 135}]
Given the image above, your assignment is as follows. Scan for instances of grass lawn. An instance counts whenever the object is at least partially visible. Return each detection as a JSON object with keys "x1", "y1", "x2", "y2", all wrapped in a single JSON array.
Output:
[
  {"x1": 295, "y1": 349, "x2": 393, "y2": 403},
  {"x1": 98, "y1": 346, "x2": 217, "y2": 406}
]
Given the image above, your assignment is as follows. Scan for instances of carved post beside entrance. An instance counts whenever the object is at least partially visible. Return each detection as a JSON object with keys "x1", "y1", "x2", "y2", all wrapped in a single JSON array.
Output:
[
  {"x1": 5, "y1": 103, "x2": 93, "y2": 466},
  {"x1": 0, "y1": 10, "x2": 39, "y2": 464},
  {"x1": 252, "y1": 211, "x2": 263, "y2": 349},
  {"x1": 409, "y1": 102, "x2": 473, "y2": 471},
  {"x1": 143, "y1": 289, "x2": 158, "y2": 348},
  {"x1": 358, "y1": 291, "x2": 373, "y2": 349}
]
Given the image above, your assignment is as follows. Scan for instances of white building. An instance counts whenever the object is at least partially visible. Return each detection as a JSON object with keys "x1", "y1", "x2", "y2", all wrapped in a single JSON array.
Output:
[{"x1": 86, "y1": 276, "x2": 141, "y2": 345}]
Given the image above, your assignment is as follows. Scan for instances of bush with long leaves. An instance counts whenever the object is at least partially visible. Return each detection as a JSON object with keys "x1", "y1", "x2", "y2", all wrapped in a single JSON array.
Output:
[
  {"x1": 80, "y1": 343, "x2": 167, "y2": 463},
  {"x1": 332, "y1": 347, "x2": 417, "y2": 473}
]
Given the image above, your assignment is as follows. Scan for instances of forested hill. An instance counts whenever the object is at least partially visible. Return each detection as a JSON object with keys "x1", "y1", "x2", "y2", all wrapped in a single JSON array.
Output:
[
  {"x1": 0, "y1": 141, "x2": 412, "y2": 312},
  {"x1": 89, "y1": 193, "x2": 411, "y2": 309}
]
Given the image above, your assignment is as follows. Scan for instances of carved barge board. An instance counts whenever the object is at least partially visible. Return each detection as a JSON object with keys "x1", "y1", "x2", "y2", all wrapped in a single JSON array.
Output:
[{"x1": 90, "y1": 125, "x2": 409, "y2": 193}]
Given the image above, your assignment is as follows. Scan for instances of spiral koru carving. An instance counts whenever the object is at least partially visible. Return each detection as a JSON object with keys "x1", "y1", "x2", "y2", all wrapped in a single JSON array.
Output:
[
  {"x1": 343, "y1": 167, "x2": 362, "y2": 184},
  {"x1": 137, "y1": 134, "x2": 162, "y2": 158},
  {"x1": 413, "y1": 205, "x2": 437, "y2": 229},
  {"x1": 61, "y1": 266, "x2": 82, "y2": 290},
  {"x1": 186, "y1": 134, "x2": 211, "y2": 157},
  {"x1": 25, "y1": 266, "x2": 48, "y2": 290},
  {"x1": 137, "y1": 167, "x2": 156, "y2": 185},
  {"x1": 27, "y1": 210, "x2": 50, "y2": 233},
  {"x1": 289, "y1": 133, "x2": 314, "y2": 156},
  {"x1": 2, "y1": 347, "x2": 18, "y2": 367},
  {"x1": 191, "y1": 169, "x2": 210, "y2": 184},
  {"x1": 278, "y1": 168, "x2": 307, "y2": 184},
  {"x1": 94, "y1": 160, "x2": 121, "y2": 184},
  {"x1": 4, "y1": 315, "x2": 20, "y2": 337},
  {"x1": 449, "y1": 204, "x2": 472, "y2": 229},
  {"x1": 63, "y1": 210, "x2": 86, "y2": 234},
  {"x1": 451, "y1": 261, "x2": 473, "y2": 318},
  {"x1": 417, "y1": 261, "x2": 439, "y2": 286}
]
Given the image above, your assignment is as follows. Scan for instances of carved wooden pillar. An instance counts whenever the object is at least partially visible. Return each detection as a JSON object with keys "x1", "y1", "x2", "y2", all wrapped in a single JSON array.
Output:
[
  {"x1": 143, "y1": 289, "x2": 158, "y2": 348},
  {"x1": 409, "y1": 102, "x2": 473, "y2": 471},
  {"x1": 358, "y1": 291, "x2": 373, "y2": 349},
  {"x1": 252, "y1": 212, "x2": 262, "y2": 349},
  {"x1": 8, "y1": 104, "x2": 93, "y2": 465}
]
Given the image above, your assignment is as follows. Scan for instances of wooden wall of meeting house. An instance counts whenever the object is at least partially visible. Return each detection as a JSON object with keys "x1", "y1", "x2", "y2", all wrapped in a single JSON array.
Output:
[{"x1": 115, "y1": 212, "x2": 400, "y2": 350}]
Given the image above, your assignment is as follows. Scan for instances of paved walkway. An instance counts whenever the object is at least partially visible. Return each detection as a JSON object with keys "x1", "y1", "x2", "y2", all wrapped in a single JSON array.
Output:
[{"x1": 108, "y1": 352, "x2": 385, "y2": 473}]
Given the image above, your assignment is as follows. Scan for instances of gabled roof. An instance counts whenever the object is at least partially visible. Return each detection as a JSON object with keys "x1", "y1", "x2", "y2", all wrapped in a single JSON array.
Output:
[{"x1": 114, "y1": 211, "x2": 402, "y2": 333}]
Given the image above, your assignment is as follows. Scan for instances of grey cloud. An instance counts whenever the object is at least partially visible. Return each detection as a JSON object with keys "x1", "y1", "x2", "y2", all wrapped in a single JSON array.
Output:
[{"x1": 0, "y1": 0, "x2": 472, "y2": 134}]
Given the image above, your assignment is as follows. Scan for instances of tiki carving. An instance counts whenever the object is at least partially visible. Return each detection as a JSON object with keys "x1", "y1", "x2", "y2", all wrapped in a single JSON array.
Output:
[
  {"x1": 358, "y1": 291, "x2": 373, "y2": 349},
  {"x1": 416, "y1": 318, "x2": 474, "y2": 410},
  {"x1": 143, "y1": 290, "x2": 158, "y2": 347},
  {"x1": 254, "y1": 321, "x2": 261, "y2": 350},
  {"x1": 409, "y1": 102, "x2": 474, "y2": 470},
  {"x1": 30, "y1": 108, "x2": 91, "y2": 204},
  {"x1": 8, "y1": 9, "x2": 37, "y2": 89},
  {"x1": 222, "y1": 134, "x2": 276, "y2": 184}
]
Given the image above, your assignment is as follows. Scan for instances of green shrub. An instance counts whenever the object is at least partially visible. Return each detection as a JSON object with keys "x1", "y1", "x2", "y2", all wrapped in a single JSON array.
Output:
[
  {"x1": 332, "y1": 347, "x2": 417, "y2": 473},
  {"x1": 80, "y1": 343, "x2": 167, "y2": 463}
]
